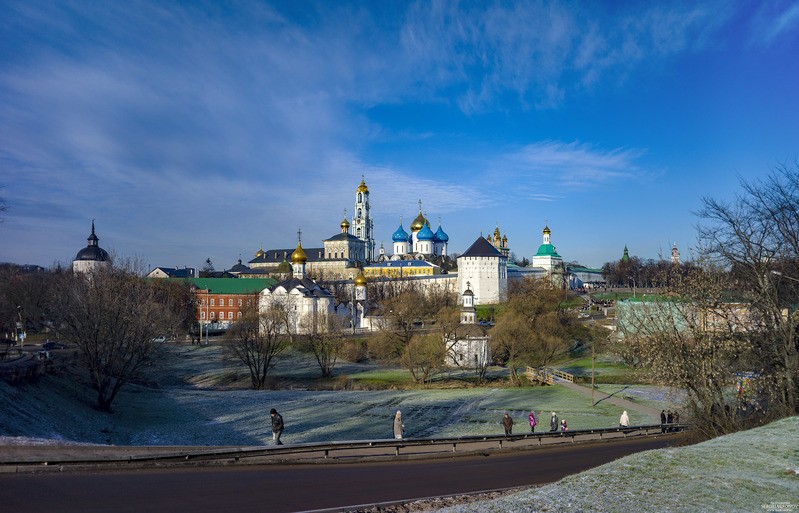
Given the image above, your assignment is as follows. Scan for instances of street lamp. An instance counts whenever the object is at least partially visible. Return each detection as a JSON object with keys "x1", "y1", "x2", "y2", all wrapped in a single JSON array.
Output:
[
  {"x1": 771, "y1": 270, "x2": 799, "y2": 283},
  {"x1": 627, "y1": 276, "x2": 636, "y2": 298}
]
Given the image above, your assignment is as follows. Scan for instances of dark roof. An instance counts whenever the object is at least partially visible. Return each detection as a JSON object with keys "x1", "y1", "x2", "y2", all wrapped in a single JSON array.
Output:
[
  {"x1": 150, "y1": 267, "x2": 195, "y2": 278},
  {"x1": 228, "y1": 260, "x2": 250, "y2": 273},
  {"x1": 75, "y1": 245, "x2": 110, "y2": 262},
  {"x1": 324, "y1": 232, "x2": 363, "y2": 243},
  {"x1": 459, "y1": 236, "x2": 504, "y2": 258},
  {"x1": 272, "y1": 277, "x2": 333, "y2": 298},
  {"x1": 249, "y1": 247, "x2": 326, "y2": 265}
]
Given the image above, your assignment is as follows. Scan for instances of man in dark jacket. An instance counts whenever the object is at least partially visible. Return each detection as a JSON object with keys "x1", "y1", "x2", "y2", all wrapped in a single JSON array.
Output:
[
  {"x1": 660, "y1": 410, "x2": 667, "y2": 433},
  {"x1": 270, "y1": 408, "x2": 284, "y2": 445},
  {"x1": 550, "y1": 412, "x2": 559, "y2": 432},
  {"x1": 502, "y1": 412, "x2": 513, "y2": 436}
]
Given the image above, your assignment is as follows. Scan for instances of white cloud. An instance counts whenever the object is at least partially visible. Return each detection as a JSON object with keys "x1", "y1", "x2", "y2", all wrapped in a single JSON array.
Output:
[{"x1": 491, "y1": 141, "x2": 646, "y2": 194}]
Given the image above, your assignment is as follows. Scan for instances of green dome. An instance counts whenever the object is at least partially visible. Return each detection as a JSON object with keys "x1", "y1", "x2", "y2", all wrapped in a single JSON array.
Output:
[{"x1": 535, "y1": 243, "x2": 561, "y2": 258}]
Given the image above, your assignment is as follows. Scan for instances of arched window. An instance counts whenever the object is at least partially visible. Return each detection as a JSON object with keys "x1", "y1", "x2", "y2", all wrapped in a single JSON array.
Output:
[
  {"x1": 358, "y1": 193, "x2": 362, "y2": 203},
  {"x1": 357, "y1": 208, "x2": 362, "y2": 218},
  {"x1": 210, "y1": 299, "x2": 215, "y2": 306},
  {"x1": 201, "y1": 312, "x2": 206, "y2": 319},
  {"x1": 228, "y1": 312, "x2": 233, "y2": 320},
  {"x1": 210, "y1": 311, "x2": 215, "y2": 319},
  {"x1": 237, "y1": 312, "x2": 242, "y2": 318}
]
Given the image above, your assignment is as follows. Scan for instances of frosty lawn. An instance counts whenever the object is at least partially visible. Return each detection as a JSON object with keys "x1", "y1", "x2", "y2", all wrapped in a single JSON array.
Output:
[
  {"x1": 0, "y1": 344, "x2": 661, "y2": 446},
  {"x1": 433, "y1": 416, "x2": 799, "y2": 513}
]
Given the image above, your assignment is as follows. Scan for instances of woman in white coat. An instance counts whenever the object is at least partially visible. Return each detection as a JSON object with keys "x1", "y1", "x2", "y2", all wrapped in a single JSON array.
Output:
[{"x1": 619, "y1": 410, "x2": 630, "y2": 427}]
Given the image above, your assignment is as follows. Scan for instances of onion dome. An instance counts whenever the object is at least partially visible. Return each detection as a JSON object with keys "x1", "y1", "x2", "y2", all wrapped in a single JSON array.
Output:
[
  {"x1": 357, "y1": 179, "x2": 369, "y2": 193},
  {"x1": 74, "y1": 221, "x2": 110, "y2": 262},
  {"x1": 543, "y1": 225, "x2": 551, "y2": 235},
  {"x1": 410, "y1": 211, "x2": 427, "y2": 232},
  {"x1": 354, "y1": 271, "x2": 367, "y2": 286},
  {"x1": 255, "y1": 248, "x2": 264, "y2": 258},
  {"x1": 435, "y1": 225, "x2": 449, "y2": 242},
  {"x1": 291, "y1": 240, "x2": 307, "y2": 264},
  {"x1": 340, "y1": 216, "x2": 350, "y2": 233},
  {"x1": 493, "y1": 226, "x2": 501, "y2": 240},
  {"x1": 417, "y1": 222, "x2": 435, "y2": 241},
  {"x1": 502, "y1": 234, "x2": 507, "y2": 243},
  {"x1": 392, "y1": 223, "x2": 410, "y2": 242}
]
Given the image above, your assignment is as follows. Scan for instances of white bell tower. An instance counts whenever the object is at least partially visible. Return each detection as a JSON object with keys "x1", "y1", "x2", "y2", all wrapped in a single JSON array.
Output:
[{"x1": 353, "y1": 177, "x2": 375, "y2": 262}]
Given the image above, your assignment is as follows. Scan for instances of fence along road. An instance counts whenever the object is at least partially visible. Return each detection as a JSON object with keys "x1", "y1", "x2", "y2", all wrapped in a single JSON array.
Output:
[
  {"x1": 0, "y1": 432, "x2": 687, "y2": 513},
  {"x1": 0, "y1": 423, "x2": 687, "y2": 472}
]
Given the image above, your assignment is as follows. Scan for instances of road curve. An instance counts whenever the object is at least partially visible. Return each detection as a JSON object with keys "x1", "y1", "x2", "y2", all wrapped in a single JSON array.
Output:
[{"x1": 0, "y1": 435, "x2": 681, "y2": 513}]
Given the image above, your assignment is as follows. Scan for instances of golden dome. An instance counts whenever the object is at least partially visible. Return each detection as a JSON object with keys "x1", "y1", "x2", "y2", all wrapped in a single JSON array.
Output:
[
  {"x1": 291, "y1": 240, "x2": 307, "y2": 264},
  {"x1": 255, "y1": 248, "x2": 264, "y2": 258},
  {"x1": 410, "y1": 211, "x2": 427, "y2": 232},
  {"x1": 543, "y1": 225, "x2": 551, "y2": 234},
  {"x1": 493, "y1": 226, "x2": 501, "y2": 239},
  {"x1": 341, "y1": 216, "x2": 350, "y2": 233},
  {"x1": 357, "y1": 179, "x2": 369, "y2": 193},
  {"x1": 354, "y1": 271, "x2": 367, "y2": 286},
  {"x1": 502, "y1": 234, "x2": 508, "y2": 242}
]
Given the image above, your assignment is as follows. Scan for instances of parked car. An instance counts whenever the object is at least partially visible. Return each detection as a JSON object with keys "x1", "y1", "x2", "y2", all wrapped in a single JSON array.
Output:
[
  {"x1": 42, "y1": 340, "x2": 66, "y2": 350},
  {"x1": 151, "y1": 336, "x2": 168, "y2": 343}
]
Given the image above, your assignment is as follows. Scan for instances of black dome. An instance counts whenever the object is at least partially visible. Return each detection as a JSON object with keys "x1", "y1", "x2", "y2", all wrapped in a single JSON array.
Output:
[
  {"x1": 74, "y1": 245, "x2": 110, "y2": 261},
  {"x1": 74, "y1": 221, "x2": 110, "y2": 262}
]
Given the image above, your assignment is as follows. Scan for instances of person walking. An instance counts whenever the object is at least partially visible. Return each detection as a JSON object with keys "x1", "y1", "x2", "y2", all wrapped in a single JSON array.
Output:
[
  {"x1": 550, "y1": 412, "x2": 559, "y2": 432},
  {"x1": 393, "y1": 410, "x2": 404, "y2": 439},
  {"x1": 528, "y1": 411, "x2": 537, "y2": 433},
  {"x1": 619, "y1": 410, "x2": 630, "y2": 428},
  {"x1": 560, "y1": 419, "x2": 568, "y2": 431},
  {"x1": 502, "y1": 412, "x2": 514, "y2": 436},
  {"x1": 270, "y1": 408, "x2": 284, "y2": 445}
]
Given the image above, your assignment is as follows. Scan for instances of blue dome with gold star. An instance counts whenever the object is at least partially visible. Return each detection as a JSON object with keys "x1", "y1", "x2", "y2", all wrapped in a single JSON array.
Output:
[
  {"x1": 417, "y1": 223, "x2": 435, "y2": 241},
  {"x1": 392, "y1": 223, "x2": 410, "y2": 242},
  {"x1": 435, "y1": 225, "x2": 449, "y2": 243}
]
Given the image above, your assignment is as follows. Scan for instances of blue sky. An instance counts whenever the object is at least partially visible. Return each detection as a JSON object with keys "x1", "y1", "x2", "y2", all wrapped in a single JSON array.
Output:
[{"x1": 1, "y1": 0, "x2": 798, "y2": 270}]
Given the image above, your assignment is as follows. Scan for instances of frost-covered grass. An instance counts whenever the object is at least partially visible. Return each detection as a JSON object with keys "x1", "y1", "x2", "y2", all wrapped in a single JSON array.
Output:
[
  {"x1": 558, "y1": 354, "x2": 631, "y2": 377},
  {"x1": 0, "y1": 343, "x2": 665, "y2": 446},
  {"x1": 434, "y1": 417, "x2": 799, "y2": 513}
]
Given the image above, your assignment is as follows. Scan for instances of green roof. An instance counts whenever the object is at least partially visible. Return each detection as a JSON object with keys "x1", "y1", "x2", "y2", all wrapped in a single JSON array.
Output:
[
  {"x1": 181, "y1": 277, "x2": 276, "y2": 294},
  {"x1": 535, "y1": 243, "x2": 561, "y2": 258}
]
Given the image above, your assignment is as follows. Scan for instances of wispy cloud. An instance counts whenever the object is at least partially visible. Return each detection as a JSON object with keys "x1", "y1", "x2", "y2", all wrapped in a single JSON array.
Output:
[
  {"x1": 490, "y1": 141, "x2": 646, "y2": 195},
  {"x1": 397, "y1": 1, "x2": 729, "y2": 112},
  {"x1": 753, "y1": 1, "x2": 799, "y2": 44}
]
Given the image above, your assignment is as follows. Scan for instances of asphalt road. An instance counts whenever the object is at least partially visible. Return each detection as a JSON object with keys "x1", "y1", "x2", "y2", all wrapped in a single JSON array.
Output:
[{"x1": 0, "y1": 436, "x2": 681, "y2": 513}]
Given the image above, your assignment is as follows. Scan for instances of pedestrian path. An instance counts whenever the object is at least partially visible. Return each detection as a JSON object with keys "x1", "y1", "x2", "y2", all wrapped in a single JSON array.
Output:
[{"x1": 552, "y1": 377, "x2": 661, "y2": 420}]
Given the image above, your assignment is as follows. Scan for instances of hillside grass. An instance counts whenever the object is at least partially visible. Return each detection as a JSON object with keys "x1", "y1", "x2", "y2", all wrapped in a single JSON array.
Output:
[{"x1": 435, "y1": 416, "x2": 799, "y2": 513}]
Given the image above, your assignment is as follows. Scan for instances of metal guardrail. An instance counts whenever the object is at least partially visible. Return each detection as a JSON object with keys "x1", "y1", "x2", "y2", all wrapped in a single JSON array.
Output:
[{"x1": 1, "y1": 424, "x2": 689, "y2": 469}]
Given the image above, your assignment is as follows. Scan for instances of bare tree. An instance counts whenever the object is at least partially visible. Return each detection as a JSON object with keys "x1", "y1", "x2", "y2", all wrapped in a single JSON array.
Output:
[
  {"x1": 370, "y1": 288, "x2": 427, "y2": 361},
  {"x1": 697, "y1": 163, "x2": 799, "y2": 421},
  {"x1": 491, "y1": 277, "x2": 578, "y2": 385},
  {"x1": 298, "y1": 313, "x2": 346, "y2": 378},
  {"x1": 617, "y1": 268, "x2": 755, "y2": 438},
  {"x1": 224, "y1": 303, "x2": 288, "y2": 389},
  {"x1": 400, "y1": 332, "x2": 446, "y2": 384},
  {"x1": 48, "y1": 265, "x2": 182, "y2": 412}
]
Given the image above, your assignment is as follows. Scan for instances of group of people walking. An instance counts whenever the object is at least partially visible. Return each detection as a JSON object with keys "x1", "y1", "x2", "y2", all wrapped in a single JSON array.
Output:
[
  {"x1": 502, "y1": 410, "x2": 568, "y2": 436},
  {"x1": 267, "y1": 406, "x2": 673, "y2": 445}
]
